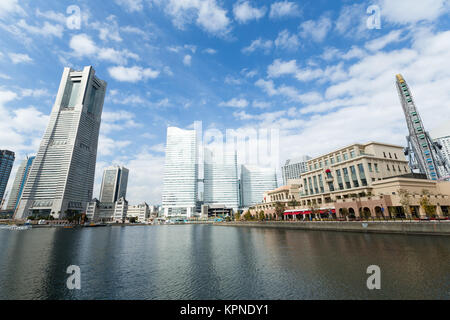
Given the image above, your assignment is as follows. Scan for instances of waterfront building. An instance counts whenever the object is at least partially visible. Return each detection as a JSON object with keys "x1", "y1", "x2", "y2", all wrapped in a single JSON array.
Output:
[
  {"x1": 203, "y1": 148, "x2": 239, "y2": 212},
  {"x1": 240, "y1": 164, "x2": 277, "y2": 208},
  {"x1": 99, "y1": 165, "x2": 129, "y2": 203},
  {"x1": 127, "y1": 202, "x2": 150, "y2": 222},
  {"x1": 281, "y1": 156, "x2": 311, "y2": 185},
  {"x1": 6, "y1": 156, "x2": 35, "y2": 212},
  {"x1": 253, "y1": 142, "x2": 414, "y2": 218},
  {"x1": 162, "y1": 127, "x2": 198, "y2": 218},
  {"x1": 15, "y1": 66, "x2": 107, "y2": 219},
  {"x1": 0, "y1": 150, "x2": 15, "y2": 205},
  {"x1": 113, "y1": 197, "x2": 128, "y2": 223}
]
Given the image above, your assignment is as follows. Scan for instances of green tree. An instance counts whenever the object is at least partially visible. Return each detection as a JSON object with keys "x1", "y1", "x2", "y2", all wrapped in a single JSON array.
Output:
[
  {"x1": 288, "y1": 198, "x2": 299, "y2": 208},
  {"x1": 274, "y1": 202, "x2": 285, "y2": 221},
  {"x1": 235, "y1": 212, "x2": 241, "y2": 221},
  {"x1": 398, "y1": 188, "x2": 412, "y2": 218},
  {"x1": 420, "y1": 190, "x2": 436, "y2": 218},
  {"x1": 243, "y1": 210, "x2": 252, "y2": 221},
  {"x1": 258, "y1": 210, "x2": 265, "y2": 221}
]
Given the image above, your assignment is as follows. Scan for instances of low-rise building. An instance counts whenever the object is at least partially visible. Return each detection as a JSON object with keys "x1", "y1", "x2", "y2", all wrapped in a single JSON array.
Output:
[
  {"x1": 127, "y1": 203, "x2": 150, "y2": 222},
  {"x1": 251, "y1": 142, "x2": 450, "y2": 219}
]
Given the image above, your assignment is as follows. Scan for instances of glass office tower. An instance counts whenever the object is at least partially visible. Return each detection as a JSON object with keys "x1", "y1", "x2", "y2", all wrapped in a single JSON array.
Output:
[
  {"x1": 0, "y1": 150, "x2": 15, "y2": 205},
  {"x1": 99, "y1": 165, "x2": 129, "y2": 203},
  {"x1": 240, "y1": 164, "x2": 277, "y2": 208},
  {"x1": 162, "y1": 127, "x2": 198, "y2": 218},
  {"x1": 6, "y1": 156, "x2": 35, "y2": 212}
]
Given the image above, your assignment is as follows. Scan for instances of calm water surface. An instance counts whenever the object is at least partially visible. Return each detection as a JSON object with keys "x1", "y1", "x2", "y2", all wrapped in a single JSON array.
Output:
[{"x1": 0, "y1": 225, "x2": 448, "y2": 299}]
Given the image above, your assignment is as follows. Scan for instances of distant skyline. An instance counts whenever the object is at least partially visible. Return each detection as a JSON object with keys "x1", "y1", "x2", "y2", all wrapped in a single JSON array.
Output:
[{"x1": 1, "y1": 0, "x2": 449, "y2": 204}]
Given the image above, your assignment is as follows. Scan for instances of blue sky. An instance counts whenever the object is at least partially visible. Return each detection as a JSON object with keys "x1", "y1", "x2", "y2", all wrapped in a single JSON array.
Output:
[{"x1": 1, "y1": 0, "x2": 450, "y2": 205}]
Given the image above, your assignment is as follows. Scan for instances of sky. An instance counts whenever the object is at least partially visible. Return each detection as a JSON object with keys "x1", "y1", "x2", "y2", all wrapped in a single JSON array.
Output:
[{"x1": 0, "y1": 0, "x2": 450, "y2": 206}]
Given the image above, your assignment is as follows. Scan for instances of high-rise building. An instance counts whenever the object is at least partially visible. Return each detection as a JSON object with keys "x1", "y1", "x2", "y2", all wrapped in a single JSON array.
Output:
[
  {"x1": 434, "y1": 135, "x2": 450, "y2": 179},
  {"x1": 162, "y1": 127, "x2": 198, "y2": 217},
  {"x1": 203, "y1": 148, "x2": 239, "y2": 212},
  {"x1": 396, "y1": 74, "x2": 448, "y2": 180},
  {"x1": 0, "y1": 150, "x2": 15, "y2": 206},
  {"x1": 240, "y1": 165, "x2": 277, "y2": 208},
  {"x1": 99, "y1": 165, "x2": 129, "y2": 203},
  {"x1": 15, "y1": 66, "x2": 107, "y2": 219},
  {"x1": 6, "y1": 156, "x2": 35, "y2": 212},
  {"x1": 281, "y1": 155, "x2": 311, "y2": 185}
]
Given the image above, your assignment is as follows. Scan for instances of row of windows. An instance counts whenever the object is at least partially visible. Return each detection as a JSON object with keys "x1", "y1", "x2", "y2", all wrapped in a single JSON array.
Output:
[{"x1": 308, "y1": 149, "x2": 358, "y2": 171}]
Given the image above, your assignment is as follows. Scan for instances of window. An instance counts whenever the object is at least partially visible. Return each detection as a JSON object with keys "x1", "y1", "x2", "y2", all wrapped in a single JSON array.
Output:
[
  {"x1": 350, "y1": 150, "x2": 355, "y2": 158},
  {"x1": 389, "y1": 152, "x2": 392, "y2": 159},
  {"x1": 330, "y1": 157, "x2": 335, "y2": 164},
  {"x1": 368, "y1": 163, "x2": 373, "y2": 172},
  {"x1": 343, "y1": 153, "x2": 348, "y2": 160},
  {"x1": 387, "y1": 164, "x2": 390, "y2": 171},
  {"x1": 337, "y1": 155, "x2": 341, "y2": 162},
  {"x1": 374, "y1": 163, "x2": 379, "y2": 173},
  {"x1": 383, "y1": 152, "x2": 386, "y2": 158},
  {"x1": 394, "y1": 153, "x2": 398, "y2": 159},
  {"x1": 67, "y1": 81, "x2": 81, "y2": 108}
]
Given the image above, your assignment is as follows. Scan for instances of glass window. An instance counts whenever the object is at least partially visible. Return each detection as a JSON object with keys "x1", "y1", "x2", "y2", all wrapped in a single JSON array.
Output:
[
  {"x1": 350, "y1": 150, "x2": 355, "y2": 158},
  {"x1": 67, "y1": 81, "x2": 81, "y2": 108},
  {"x1": 343, "y1": 153, "x2": 348, "y2": 160},
  {"x1": 368, "y1": 163, "x2": 373, "y2": 172},
  {"x1": 374, "y1": 163, "x2": 379, "y2": 172},
  {"x1": 337, "y1": 155, "x2": 341, "y2": 162}
]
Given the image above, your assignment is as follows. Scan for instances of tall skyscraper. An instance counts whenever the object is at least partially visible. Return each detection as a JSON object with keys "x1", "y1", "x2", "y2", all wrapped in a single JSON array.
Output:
[
  {"x1": 15, "y1": 66, "x2": 107, "y2": 219},
  {"x1": 99, "y1": 165, "x2": 129, "y2": 203},
  {"x1": 434, "y1": 135, "x2": 450, "y2": 179},
  {"x1": 396, "y1": 74, "x2": 448, "y2": 180},
  {"x1": 162, "y1": 126, "x2": 198, "y2": 217},
  {"x1": 240, "y1": 165, "x2": 277, "y2": 208},
  {"x1": 0, "y1": 150, "x2": 15, "y2": 205},
  {"x1": 281, "y1": 155, "x2": 311, "y2": 185},
  {"x1": 6, "y1": 156, "x2": 35, "y2": 212},
  {"x1": 203, "y1": 148, "x2": 239, "y2": 212}
]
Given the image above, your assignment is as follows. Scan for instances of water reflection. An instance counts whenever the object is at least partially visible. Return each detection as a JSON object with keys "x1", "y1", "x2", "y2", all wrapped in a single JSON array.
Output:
[{"x1": 0, "y1": 225, "x2": 448, "y2": 300}]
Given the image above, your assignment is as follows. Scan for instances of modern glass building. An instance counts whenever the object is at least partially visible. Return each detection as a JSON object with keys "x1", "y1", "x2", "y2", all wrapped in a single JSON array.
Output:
[
  {"x1": 203, "y1": 148, "x2": 239, "y2": 212},
  {"x1": 281, "y1": 155, "x2": 311, "y2": 185},
  {"x1": 162, "y1": 127, "x2": 198, "y2": 217},
  {"x1": 240, "y1": 165, "x2": 277, "y2": 208},
  {"x1": 99, "y1": 165, "x2": 129, "y2": 203},
  {"x1": 6, "y1": 156, "x2": 35, "y2": 212},
  {"x1": 434, "y1": 135, "x2": 450, "y2": 179},
  {"x1": 15, "y1": 66, "x2": 107, "y2": 219},
  {"x1": 0, "y1": 150, "x2": 15, "y2": 205}
]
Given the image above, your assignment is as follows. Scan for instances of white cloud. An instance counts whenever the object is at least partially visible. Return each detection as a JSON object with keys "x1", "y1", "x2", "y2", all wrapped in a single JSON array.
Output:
[
  {"x1": 108, "y1": 65, "x2": 160, "y2": 82},
  {"x1": 160, "y1": 0, "x2": 231, "y2": 35},
  {"x1": 16, "y1": 19, "x2": 64, "y2": 38},
  {"x1": 69, "y1": 34, "x2": 139, "y2": 65},
  {"x1": 365, "y1": 30, "x2": 405, "y2": 52},
  {"x1": 183, "y1": 54, "x2": 192, "y2": 66},
  {"x1": 0, "y1": 0, "x2": 25, "y2": 18},
  {"x1": 203, "y1": 48, "x2": 217, "y2": 54},
  {"x1": 378, "y1": 0, "x2": 449, "y2": 24},
  {"x1": 224, "y1": 75, "x2": 242, "y2": 85},
  {"x1": 252, "y1": 100, "x2": 271, "y2": 109},
  {"x1": 242, "y1": 38, "x2": 273, "y2": 54},
  {"x1": 233, "y1": 1, "x2": 266, "y2": 24},
  {"x1": 98, "y1": 135, "x2": 132, "y2": 156},
  {"x1": 269, "y1": 1, "x2": 301, "y2": 19},
  {"x1": 299, "y1": 15, "x2": 332, "y2": 43},
  {"x1": 255, "y1": 78, "x2": 322, "y2": 104},
  {"x1": 115, "y1": 0, "x2": 144, "y2": 12},
  {"x1": 219, "y1": 98, "x2": 249, "y2": 108},
  {"x1": 267, "y1": 59, "x2": 298, "y2": 78},
  {"x1": 9, "y1": 53, "x2": 33, "y2": 64},
  {"x1": 274, "y1": 29, "x2": 300, "y2": 51},
  {"x1": 91, "y1": 15, "x2": 122, "y2": 42}
]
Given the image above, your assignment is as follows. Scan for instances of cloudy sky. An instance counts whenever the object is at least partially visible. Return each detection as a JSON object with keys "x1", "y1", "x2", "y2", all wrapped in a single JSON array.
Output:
[{"x1": 1, "y1": 0, "x2": 449, "y2": 205}]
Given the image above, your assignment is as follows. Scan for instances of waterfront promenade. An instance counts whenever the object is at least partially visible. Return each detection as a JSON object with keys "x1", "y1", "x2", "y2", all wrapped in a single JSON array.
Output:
[{"x1": 215, "y1": 220, "x2": 450, "y2": 236}]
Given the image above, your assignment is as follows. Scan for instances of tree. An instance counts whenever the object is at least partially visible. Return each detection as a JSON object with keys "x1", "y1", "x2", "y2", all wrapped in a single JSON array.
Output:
[
  {"x1": 310, "y1": 202, "x2": 320, "y2": 220},
  {"x1": 288, "y1": 198, "x2": 299, "y2": 208},
  {"x1": 398, "y1": 188, "x2": 412, "y2": 218},
  {"x1": 274, "y1": 202, "x2": 285, "y2": 221},
  {"x1": 341, "y1": 208, "x2": 349, "y2": 220},
  {"x1": 235, "y1": 212, "x2": 241, "y2": 221},
  {"x1": 243, "y1": 210, "x2": 252, "y2": 221},
  {"x1": 258, "y1": 210, "x2": 265, "y2": 221},
  {"x1": 420, "y1": 190, "x2": 436, "y2": 218},
  {"x1": 129, "y1": 217, "x2": 137, "y2": 223}
]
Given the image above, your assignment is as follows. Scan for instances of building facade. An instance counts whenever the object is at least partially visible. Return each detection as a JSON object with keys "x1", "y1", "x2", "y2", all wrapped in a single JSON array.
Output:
[
  {"x1": 162, "y1": 127, "x2": 198, "y2": 218},
  {"x1": 240, "y1": 164, "x2": 277, "y2": 208},
  {"x1": 127, "y1": 203, "x2": 151, "y2": 222},
  {"x1": 15, "y1": 66, "x2": 107, "y2": 219},
  {"x1": 6, "y1": 156, "x2": 35, "y2": 212},
  {"x1": 434, "y1": 135, "x2": 450, "y2": 179},
  {"x1": 203, "y1": 148, "x2": 239, "y2": 212},
  {"x1": 281, "y1": 156, "x2": 311, "y2": 185},
  {"x1": 99, "y1": 165, "x2": 129, "y2": 203},
  {"x1": 0, "y1": 150, "x2": 15, "y2": 206}
]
